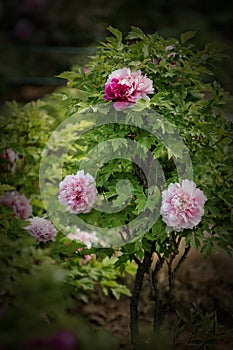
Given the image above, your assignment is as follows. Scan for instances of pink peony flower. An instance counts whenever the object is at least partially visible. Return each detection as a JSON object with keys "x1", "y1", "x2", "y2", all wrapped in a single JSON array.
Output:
[
  {"x1": 67, "y1": 228, "x2": 98, "y2": 264},
  {"x1": 160, "y1": 179, "x2": 207, "y2": 232},
  {"x1": 25, "y1": 217, "x2": 57, "y2": 242},
  {"x1": 0, "y1": 149, "x2": 18, "y2": 173},
  {"x1": 0, "y1": 191, "x2": 32, "y2": 219},
  {"x1": 58, "y1": 170, "x2": 98, "y2": 214},
  {"x1": 104, "y1": 67, "x2": 154, "y2": 110}
]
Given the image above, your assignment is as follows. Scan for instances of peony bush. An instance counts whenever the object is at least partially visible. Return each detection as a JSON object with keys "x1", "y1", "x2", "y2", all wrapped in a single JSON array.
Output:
[{"x1": 0, "y1": 26, "x2": 232, "y2": 349}]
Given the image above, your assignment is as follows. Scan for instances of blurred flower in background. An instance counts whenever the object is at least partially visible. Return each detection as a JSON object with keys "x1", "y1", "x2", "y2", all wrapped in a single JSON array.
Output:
[
  {"x1": 25, "y1": 329, "x2": 78, "y2": 350},
  {"x1": 0, "y1": 190, "x2": 32, "y2": 219},
  {"x1": 67, "y1": 228, "x2": 99, "y2": 264},
  {"x1": 0, "y1": 149, "x2": 18, "y2": 173},
  {"x1": 25, "y1": 216, "x2": 57, "y2": 242}
]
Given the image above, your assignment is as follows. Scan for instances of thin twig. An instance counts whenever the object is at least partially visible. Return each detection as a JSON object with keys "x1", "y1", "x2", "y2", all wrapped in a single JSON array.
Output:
[
  {"x1": 173, "y1": 244, "x2": 191, "y2": 278},
  {"x1": 121, "y1": 226, "x2": 131, "y2": 241},
  {"x1": 119, "y1": 230, "x2": 127, "y2": 243},
  {"x1": 167, "y1": 253, "x2": 175, "y2": 310},
  {"x1": 133, "y1": 254, "x2": 141, "y2": 266}
]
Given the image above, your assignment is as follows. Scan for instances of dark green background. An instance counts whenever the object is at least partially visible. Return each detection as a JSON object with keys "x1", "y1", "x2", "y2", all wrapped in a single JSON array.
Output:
[{"x1": 1, "y1": 0, "x2": 233, "y2": 102}]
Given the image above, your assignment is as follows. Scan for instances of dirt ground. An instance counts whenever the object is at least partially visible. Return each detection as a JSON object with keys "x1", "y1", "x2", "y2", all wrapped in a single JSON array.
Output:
[{"x1": 75, "y1": 248, "x2": 233, "y2": 349}]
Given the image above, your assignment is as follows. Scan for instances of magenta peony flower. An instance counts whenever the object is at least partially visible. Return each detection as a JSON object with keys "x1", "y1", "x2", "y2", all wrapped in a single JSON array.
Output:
[
  {"x1": 25, "y1": 217, "x2": 57, "y2": 242},
  {"x1": 104, "y1": 67, "x2": 154, "y2": 110},
  {"x1": 67, "y1": 228, "x2": 98, "y2": 264},
  {"x1": 160, "y1": 179, "x2": 207, "y2": 232},
  {"x1": 0, "y1": 191, "x2": 32, "y2": 219},
  {"x1": 58, "y1": 170, "x2": 98, "y2": 214}
]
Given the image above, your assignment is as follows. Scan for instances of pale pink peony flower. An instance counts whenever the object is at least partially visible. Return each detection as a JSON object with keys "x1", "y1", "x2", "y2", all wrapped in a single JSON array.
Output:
[
  {"x1": 160, "y1": 179, "x2": 207, "y2": 232},
  {"x1": 58, "y1": 170, "x2": 98, "y2": 214},
  {"x1": 25, "y1": 217, "x2": 57, "y2": 242},
  {"x1": 0, "y1": 190, "x2": 32, "y2": 219},
  {"x1": 67, "y1": 228, "x2": 98, "y2": 248},
  {"x1": 67, "y1": 228, "x2": 98, "y2": 264},
  {"x1": 0, "y1": 149, "x2": 18, "y2": 173},
  {"x1": 104, "y1": 67, "x2": 154, "y2": 110}
]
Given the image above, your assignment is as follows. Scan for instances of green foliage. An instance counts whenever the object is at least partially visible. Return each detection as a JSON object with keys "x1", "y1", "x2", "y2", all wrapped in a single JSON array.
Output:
[
  {"x1": 1, "y1": 24, "x2": 232, "y2": 276},
  {"x1": 55, "y1": 26, "x2": 232, "y2": 260},
  {"x1": 0, "y1": 229, "x2": 124, "y2": 348},
  {"x1": 172, "y1": 303, "x2": 233, "y2": 349},
  {"x1": 0, "y1": 235, "x2": 119, "y2": 349}
]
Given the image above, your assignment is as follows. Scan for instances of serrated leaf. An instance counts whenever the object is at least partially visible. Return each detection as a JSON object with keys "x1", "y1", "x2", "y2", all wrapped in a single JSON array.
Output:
[
  {"x1": 0, "y1": 184, "x2": 15, "y2": 195},
  {"x1": 142, "y1": 43, "x2": 150, "y2": 58},
  {"x1": 180, "y1": 31, "x2": 196, "y2": 44},
  {"x1": 125, "y1": 26, "x2": 146, "y2": 40},
  {"x1": 107, "y1": 26, "x2": 122, "y2": 42},
  {"x1": 219, "y1": 190, "x2": 233, "y2": 206},
  {"x1": 206, "y1": 203, "x2": 221, "y2": 217}
]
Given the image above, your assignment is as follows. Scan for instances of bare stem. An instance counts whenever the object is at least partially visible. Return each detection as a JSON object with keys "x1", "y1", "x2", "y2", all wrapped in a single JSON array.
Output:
[
  {"x1": 167, "y1": 241, "x2": 191, "y2": 314},
  {"x1": 130, "y1": 249, "x2": 153, "y2": 349},
  {"x1": 152, "y1": 256, "x2": 165, "y2": 331},
  {"x1": 173, "y1": 244, "x2": 191, "y2": 278}
]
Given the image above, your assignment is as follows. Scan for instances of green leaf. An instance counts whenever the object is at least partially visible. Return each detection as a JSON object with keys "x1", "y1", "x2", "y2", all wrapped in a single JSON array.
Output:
[
  {"x1": 111, "y1": 285, "x2": 132, "y2": 300},
  {"x1": 125, "y1": 26, "x2": 146, "y2": 40},
  {"x1": 0, "y1": 184, "x2": 14, "y2": 195},
  {"x1": 201, "y1": 239, "x2": 213, "y2": 257},
  {"x1": 186, "y1": 232, "x2": 202, "y2": 250},
  {"x1": 219, "y1": 190, "x2": 233, "y2": 206},
  {"x1": 180, "y1": 31, "x2": 196, "y2": 44},
  {"x1": 206, "y1": 203, "x2": 221, "y2": 217},
  {"x1": 107, "y1": 26, "x2": 122, "y2": 42}
]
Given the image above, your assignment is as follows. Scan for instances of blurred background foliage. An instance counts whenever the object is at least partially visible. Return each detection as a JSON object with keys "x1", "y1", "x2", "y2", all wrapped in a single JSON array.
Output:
[{"x1": 1, "y1": 0, "x2": 233, "y2": 103}]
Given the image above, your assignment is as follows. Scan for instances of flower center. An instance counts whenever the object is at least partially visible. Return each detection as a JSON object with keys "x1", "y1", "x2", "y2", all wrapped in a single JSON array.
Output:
[
  {"x1": 173, "y1": 193, "x2": 191, "y2": 212},
  {"x1": 75, "y1": 191, "x2": 82, "y2": 201}
]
